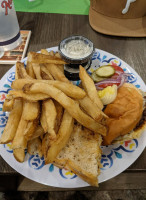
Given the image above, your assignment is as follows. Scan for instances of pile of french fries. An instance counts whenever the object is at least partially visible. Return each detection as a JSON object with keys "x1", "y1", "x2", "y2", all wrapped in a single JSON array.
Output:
[{"x1": 0, "y1": 49, "x2": 107, "y2": 163}]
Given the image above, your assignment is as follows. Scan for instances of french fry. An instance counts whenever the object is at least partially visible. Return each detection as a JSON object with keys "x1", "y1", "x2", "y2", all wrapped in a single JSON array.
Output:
[
  {"x1": 16, "y1": 62, "x2": 41, "y2": 125},
  {"x1": 26, "y1": 52, "x2": 36, "y2": 78},
  {"x1": 49, "y1": 50, "x2": 55, "y2": 56},
  {"x1": 11, "y1": 79, "x2": 46, "y2": 90},
  {"x1": 41, "y1": 49, "x2": 50, "y2": 55},
  {"x1": 23, "y1": 83, "x2": 107, "y2": 136},
  {"x1": 26, "y1": 61, "x2": 35, "y2": 78},
  {"x1": 15, "y1": 62, "x2": 19, "y2": 80},
  {"x1": 43, "y1": 99, "x2": 57, "y2": 140},
  {"x1": 11, "y1": 117, "x2": 28, "y2": 149},
  {"x1": 54, "y1": 53, "x2": 64, "y2": 73},
  {"x1": 45, "y1": 63, "x2": 69, "y2": 83},
  {"x1": 46, "y1": 110, "x2": 74, "y2": 164},
  {"x1": 54, "y1": 101, "x2": 64, "y2": 134},
  {"x1": 40, "y1": 134, "x2": 44, "y2": 141},
  {"x1": 79, "y1": 96, "x2": 108, "y2": 122},
  {"x1": 32, "y1": 63, "x2": 42, "y2": 79},
  {"x1": 41, "y1": 49, "x2": 55, "y2": 56},
  {"x1": 13, "y1": 148, "x2": 25, "y2": 163},
  {"x1": 16, "y1": 62, "x2": 33, "y2": 79},
  {"x1": 48, "y1": 80, "x2": 85, "y2": 99},
  {"x1": 41, "y1": 49, "x2": 60, "y2": 57},
  {"x1": 42, "y1": 133, "x2": 51, "y2": 159},
  {"x1": 41, "y1": 50, "x2": 64, "y2": 73},
  {"x1": 41, "y1": 70, "x2": 52, "y2": 80},
  {"x1": 9, "y1": 90, "x2": 50, "y2": 102},
  {"x1": 40, "y1": 104, "x2": 48, "y2": 133},
  {"x1": 24, "y1": 119, "x2": 38, "y2": 141},
  {"x1": 40, "y1": 65, "x2": 54, "y2": 80},
  {"x1": 12, "y1": 79, "x2": 86, "y2": 99},
  {"x1": 55, "y1": 52, "x2": 61, "y2": 58},
  {"x1": 28, "y1": 52, "x2": 67, "y2": 65},
  {"x1": 0, "y1": 99, "x2": 23, "y2": 144},
  {"x1": 2, "y1": 94, "x2": 14, "y2": 112},
  {"x1": 28, "y1": 125, "x2": 44, "y2": 141},
  {"x1": 27, "y1": 137, "x2": 42, "y2": 158},
  {"x1": 15, "y1": 62, "x2": 23, "y2": 79},
  {"x1": 79, "y1": 65, "x2": 103, "y2": 110},
  {"x1": 22, "y1": 101, "x2": 40, "y2": 121},
  {"x1": 11, "y1": 102, "x2": 38, "y2": 149},
  {"x1": 57, "y1": 65, "x2": 64, "y2": 74},
  {"x1": 21, "y1": 65, "x2": 33, "y2": 80}
]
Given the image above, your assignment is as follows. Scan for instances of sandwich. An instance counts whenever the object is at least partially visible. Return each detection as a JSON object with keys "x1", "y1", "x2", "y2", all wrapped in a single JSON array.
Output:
[
  {"x1": 102, "y1": 83, "x2": 146, "y2": 145},
  {"x1": 54, "y1": 123, "x2": 102, "y2": 187}
]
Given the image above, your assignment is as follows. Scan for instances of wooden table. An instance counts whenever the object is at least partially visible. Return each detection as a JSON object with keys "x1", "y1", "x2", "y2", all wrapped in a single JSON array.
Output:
[{"x1": 0, "y1": 12, "x2": 146, "y2": 191}]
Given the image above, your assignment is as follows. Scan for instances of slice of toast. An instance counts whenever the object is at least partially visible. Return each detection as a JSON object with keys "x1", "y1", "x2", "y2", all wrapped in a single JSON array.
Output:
[{"x1": 54, "y1": 124, "x2": 102, "y2": 186}]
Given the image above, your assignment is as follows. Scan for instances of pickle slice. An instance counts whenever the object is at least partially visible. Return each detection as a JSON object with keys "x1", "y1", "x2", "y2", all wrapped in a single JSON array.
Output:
[
  {"x1": 95, "y1": 66, "x2": 115, "y2": 78},
  {"x1": 91, "y1": 71, "x2": 107, "y2": 82}
]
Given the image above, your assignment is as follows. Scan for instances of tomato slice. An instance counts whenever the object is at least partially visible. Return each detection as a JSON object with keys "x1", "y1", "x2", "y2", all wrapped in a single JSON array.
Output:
[
  {"x1": 98, "y1": 82, "x2": 120, "y2": 88},
  {"x1": 109, "y1": 65, "x2": 124, "y2": 79},
  {"x1": 111, "y1": 65, "x2": 124, "y2": 73}
]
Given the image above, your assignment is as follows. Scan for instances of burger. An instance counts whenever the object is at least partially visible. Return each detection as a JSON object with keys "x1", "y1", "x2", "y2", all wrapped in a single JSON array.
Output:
[{"x1": 102, "y1": 83, "x2": 146, "y2": 145}]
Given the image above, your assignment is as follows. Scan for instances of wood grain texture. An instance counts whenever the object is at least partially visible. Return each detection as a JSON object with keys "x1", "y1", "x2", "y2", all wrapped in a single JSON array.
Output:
[
  {"x1": 0, "y1": 156, "x2": 17, "y2": 174},
  {"x1": 0, "y1": 12, "x2": 145, "y2": 187},
  {"x1": 17, "y1": 172, "x2": 146, "y2": 191},
  {"x1": 0, "y1": 175, "x2": 18, "y2": 191}
]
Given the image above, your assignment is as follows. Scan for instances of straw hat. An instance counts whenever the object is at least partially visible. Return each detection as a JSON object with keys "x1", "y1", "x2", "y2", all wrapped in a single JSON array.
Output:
[{"x1": 89, "y1": 0, "x2": 146, "y2": 37}]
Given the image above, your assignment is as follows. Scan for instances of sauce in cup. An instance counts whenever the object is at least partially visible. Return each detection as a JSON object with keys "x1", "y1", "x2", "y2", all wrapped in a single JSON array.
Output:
[{"x1": 58, "y1": 36, "x2": 94, "y2": 80}]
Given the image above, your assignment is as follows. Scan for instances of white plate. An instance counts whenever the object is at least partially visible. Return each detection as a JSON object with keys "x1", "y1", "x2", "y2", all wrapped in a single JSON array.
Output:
[{"x1": 0, "y1": 47, "x2": 145, "y2": 188}]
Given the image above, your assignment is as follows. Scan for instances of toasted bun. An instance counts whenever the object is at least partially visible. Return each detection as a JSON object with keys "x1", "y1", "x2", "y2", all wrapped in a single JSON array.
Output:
[
  {"x1": 103, "y1": 83, "x2": 145, "y2": 145},
  {"x1": 112, "y1": 120, "x2": 146, "y2": 144}
]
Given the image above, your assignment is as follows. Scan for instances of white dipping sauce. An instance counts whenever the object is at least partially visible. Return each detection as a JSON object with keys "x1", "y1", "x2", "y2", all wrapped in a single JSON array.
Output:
[{"x1": 61, "y1": 40, "x2": 92, "y2": 59}]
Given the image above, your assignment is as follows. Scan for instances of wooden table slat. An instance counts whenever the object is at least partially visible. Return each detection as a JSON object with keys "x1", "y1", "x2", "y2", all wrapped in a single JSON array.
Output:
[{"x1": 17, "y1": 172, "x2": 146, "y2": 191}]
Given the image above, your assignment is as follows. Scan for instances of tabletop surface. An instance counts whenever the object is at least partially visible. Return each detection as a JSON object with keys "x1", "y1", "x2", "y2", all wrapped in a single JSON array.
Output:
[{"x1": 0, "y1": 12, "x2": 145, "y2": 190}]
